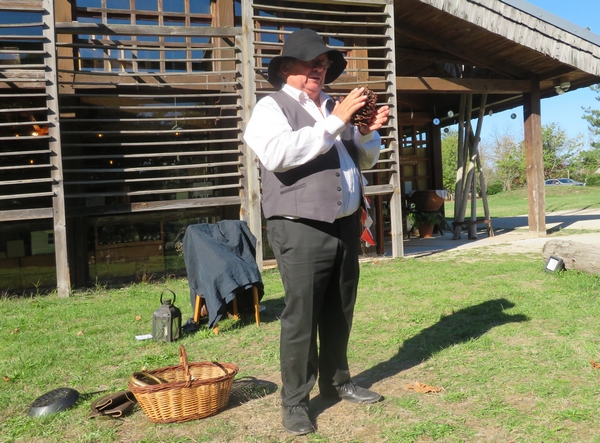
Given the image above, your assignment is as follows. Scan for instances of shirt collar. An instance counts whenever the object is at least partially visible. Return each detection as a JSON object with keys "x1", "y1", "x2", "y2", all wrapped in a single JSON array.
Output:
[{"x1": 282, "y1": 84, "x2": 331, "y2": 109}]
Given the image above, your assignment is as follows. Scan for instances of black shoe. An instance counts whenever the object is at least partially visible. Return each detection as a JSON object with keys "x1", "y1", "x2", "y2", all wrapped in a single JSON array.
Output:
[
  {"x1": 281, "y1": 405, "x2": 314, "y2": 435},
  {"x1": 321, "y1": 380, "x2": 381, "y2": 404}
]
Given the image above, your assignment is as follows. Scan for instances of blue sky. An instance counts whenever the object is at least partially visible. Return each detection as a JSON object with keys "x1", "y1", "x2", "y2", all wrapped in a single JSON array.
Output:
[{"x1": 480, "y1": 0, "x2": 600, "y2": 148}]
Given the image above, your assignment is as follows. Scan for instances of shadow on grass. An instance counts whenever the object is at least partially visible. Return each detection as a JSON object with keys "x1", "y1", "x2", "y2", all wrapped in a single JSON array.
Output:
[
  {"x1": 228, "y1": 376, "x2": 279, "y2": 408},
  {"x1": 360, "y1": 297, "x2": 528, "y2": 383},
  {"x1": 312, "y1": 298, "x2": 528, "y2": 412}
]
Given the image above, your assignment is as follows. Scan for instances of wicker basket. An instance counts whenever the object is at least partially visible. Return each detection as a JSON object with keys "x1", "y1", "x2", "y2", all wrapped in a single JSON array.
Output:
[{"x1": 128, "y1": 345, "x2": 238, "y2": 423}]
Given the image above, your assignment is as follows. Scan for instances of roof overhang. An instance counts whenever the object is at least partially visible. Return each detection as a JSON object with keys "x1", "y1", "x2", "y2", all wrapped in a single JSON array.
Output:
[{"x1": 395, "y1": 0, "x2": 600, "y2": 124}]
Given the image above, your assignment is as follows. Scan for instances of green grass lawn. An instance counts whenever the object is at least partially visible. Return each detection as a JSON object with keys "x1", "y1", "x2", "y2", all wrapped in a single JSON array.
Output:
[
  {"x1": 445, "y1": 185, "x2": 600, "y2": 218},
  {"x1": 2, "y1": 187, "x2": 600, "y2": 443}
]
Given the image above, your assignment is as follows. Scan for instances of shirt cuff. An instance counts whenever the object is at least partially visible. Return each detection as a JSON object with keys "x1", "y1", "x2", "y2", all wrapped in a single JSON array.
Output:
[
  {"x1": 324, "y1": 114, "x2": 346, "y2": 138},
  {"x1": 355, "y1": 128, "x2": 376, "y2": 144}
]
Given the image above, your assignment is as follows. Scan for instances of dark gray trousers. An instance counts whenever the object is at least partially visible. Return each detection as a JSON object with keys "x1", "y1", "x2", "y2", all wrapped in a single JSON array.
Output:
[{"x1": 266, "y1": 213, "x2": 360, "y2": 407}]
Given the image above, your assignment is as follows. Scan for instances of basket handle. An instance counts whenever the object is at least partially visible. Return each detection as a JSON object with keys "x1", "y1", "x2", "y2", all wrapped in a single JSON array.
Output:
[
  {"x1": 129, "y1": 371, "x2": 165, "y2": 387},
  {"x1": 211, "y1": 361, "x2": 230, "y2": 377},
  {"x1": 179, "y1": 345, "x2": 191, "y2": 383},
  {"x1": 178, "y1": 345, "x2": 230, "y2": 386}
]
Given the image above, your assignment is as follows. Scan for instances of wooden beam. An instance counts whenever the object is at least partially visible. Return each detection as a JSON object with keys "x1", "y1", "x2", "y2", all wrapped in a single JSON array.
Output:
[
  {"x1": 396, "y1": 76, "x2": 531, "y2": 94},
  {"x1": 240, "y1": 0, "x2": 263, "y2": 268},
  {"x1": 44, "y1": 0, "x2": 70, "y2": 297},
  {"x1": 55, "y1": 22, "x2": 242, "y2": 37},
  {"x1": 396, "y1": 22, "x2": 527, "y2": 79},
  {"x1": 523, "y1": 77, "x2": 546, "y2": 236},
  {"x1": 383, "y1": 2, "x2": 404, "y2": 258},
  {"x1": 212, "y1": 0, "x2": 236, "y2": 92},
  {"x1": 0, "y1": 208, "x2": 53, "y2": 222},
  {"x1": 55, "y1": 0, "x2": 75, "y2": 94},
  {"x1": 65, "y1": 196, "x2": 242, "y2": 218},
  {"x1": 346, "y1": 35, "x2": 369, "y2": 83},
  {"x1": 396, "y1": 47, "x2": 469, "y2": 65},
  {"x1": 364, "y1": 184, "x2": 395, "y2": 196},
  {"x1": 64, "y1": 72, "x2": 229, "y2": 89},
  {"x1": 397, "y1": 111, "x2": 431, "y2": 123},
  {"x1": 0, "y1": 1, "x2": 43, "y2": 10}
]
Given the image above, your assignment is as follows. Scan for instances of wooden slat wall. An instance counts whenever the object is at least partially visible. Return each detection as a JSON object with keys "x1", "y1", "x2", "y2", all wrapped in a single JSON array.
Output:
[
  {"x1": 0, "y1": 5, "x2": 54, "y2": 222},
  {"x1": 1, "y1": 0, "x2": 404, "y2": 287},
  {"x1": 54, "y1": 4, "x2": 246, "y2": 217},
  {"x1": 248, "y1": 0, "x2": 403, "y2": 256}
]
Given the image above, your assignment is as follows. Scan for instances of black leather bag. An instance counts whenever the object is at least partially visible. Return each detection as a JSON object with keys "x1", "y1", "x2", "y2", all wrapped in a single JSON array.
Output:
[{"x1": 89, "y1": 391, "x2": 137, "y2": 418}]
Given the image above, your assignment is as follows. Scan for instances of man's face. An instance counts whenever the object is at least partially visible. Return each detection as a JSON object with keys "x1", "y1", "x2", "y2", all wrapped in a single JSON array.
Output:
[{"x1": 283, "y1": 55, "x2": 332, "y2": 100}]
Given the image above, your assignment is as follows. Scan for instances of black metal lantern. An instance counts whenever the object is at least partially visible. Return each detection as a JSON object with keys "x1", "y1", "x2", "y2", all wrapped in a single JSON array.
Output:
[{"x1": 152, "y1": 290, "x2": 182, "y2": 342}]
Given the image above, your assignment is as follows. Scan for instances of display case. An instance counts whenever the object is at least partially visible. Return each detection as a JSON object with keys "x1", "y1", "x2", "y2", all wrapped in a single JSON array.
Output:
[{"x1": 89, "y1": 221, "x2": 165, "y2": 280}]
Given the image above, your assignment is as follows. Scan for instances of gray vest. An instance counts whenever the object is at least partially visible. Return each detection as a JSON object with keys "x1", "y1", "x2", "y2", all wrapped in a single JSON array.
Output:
[{"x1": 259, "y1": 91, "x2": 360, "y2": 223}]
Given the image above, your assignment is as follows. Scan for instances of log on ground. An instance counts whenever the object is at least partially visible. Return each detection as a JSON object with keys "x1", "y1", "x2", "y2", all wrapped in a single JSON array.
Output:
[{"x1": 542, "y1": 239, "x2": 600, "y2": 275}]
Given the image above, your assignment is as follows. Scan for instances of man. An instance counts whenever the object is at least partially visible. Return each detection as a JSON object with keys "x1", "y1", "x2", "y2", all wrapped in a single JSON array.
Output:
[{"x1": 243, "y1": 28, "x2": 389, "y2": 436}]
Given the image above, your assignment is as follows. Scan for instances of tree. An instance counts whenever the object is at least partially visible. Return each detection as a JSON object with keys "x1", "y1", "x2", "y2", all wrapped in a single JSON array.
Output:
[
  {"x1": 488, "y1": 130, "x2": 525, "y2": 191},
  {"x1": 581, "y1": 84, "x2": 600, "y2": 175},
  {"x1": 485, "y1": 123, "x2": 584, "y2": 190},
  {"x1": 578, "y1": 148, "x2": 600, "y2": 174},
  {"x1": 583, "y1": 84, "x2": 600, "y2": 149},
  {"x1": 441, "y1": 129, "x2": 458, "y2": 197},
  {"x1": 541, "y1": 123, "x2": 582, "y2": 179}
]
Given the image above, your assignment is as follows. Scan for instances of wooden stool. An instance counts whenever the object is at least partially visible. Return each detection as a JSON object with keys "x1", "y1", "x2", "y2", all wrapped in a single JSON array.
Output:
[{"x1": 193, "y1": 286, "x2": 261, "y2": 335}]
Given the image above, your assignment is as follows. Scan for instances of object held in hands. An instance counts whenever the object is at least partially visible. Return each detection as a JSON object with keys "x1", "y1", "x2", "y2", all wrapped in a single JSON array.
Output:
[{"x1": 351, "y1": 87, "x2": 378, "y2": 126}]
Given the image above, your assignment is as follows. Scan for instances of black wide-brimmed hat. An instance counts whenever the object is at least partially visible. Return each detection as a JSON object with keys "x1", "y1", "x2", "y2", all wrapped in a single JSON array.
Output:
[{"x1": 267, "y1": 29, "x2": 347, "y2": 89}]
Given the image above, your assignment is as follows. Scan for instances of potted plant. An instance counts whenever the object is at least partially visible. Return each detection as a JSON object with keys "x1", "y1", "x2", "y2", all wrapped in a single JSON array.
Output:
[{"x1": 409, "y1": 211, "x2": 440, "y2": 238}]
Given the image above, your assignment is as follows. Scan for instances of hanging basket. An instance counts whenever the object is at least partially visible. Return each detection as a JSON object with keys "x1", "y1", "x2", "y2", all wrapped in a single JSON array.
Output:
[{"x1": 128, "y1": 345, "x2": 238, "y2": 423}]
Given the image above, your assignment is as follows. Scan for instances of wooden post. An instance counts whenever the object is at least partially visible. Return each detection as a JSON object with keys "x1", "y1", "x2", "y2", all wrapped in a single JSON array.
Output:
[
  {"x1": 45, "y1": 0, "x2": 70, "y2": 297},
  {"x1": 452, "y1": 94, "x2": 467, "y2": 239},
  {"x1": 469, "y1": 94, "x2": 489, "y2": 238},
  {"x1": 383, "y1": 2, "x2": 403, "y2": 257},
  {"x1": 523, "y1": 77, "x2": 546, "y2": 236},
  {"x1": 239, "y1": 1, "x2": 263, "y2": 268},
  {"x1": 453, "y1": 93, "x2": 490, "y2": 240},
  {"x1": 55, "y1": 0, "x2": 74, "y2": 92},
  {"x1": 212, "y1": 0, "x2": 236, "y2": 92},
  {"x1": 474, "y1": 95, "x2": 491, "y2": 222}
]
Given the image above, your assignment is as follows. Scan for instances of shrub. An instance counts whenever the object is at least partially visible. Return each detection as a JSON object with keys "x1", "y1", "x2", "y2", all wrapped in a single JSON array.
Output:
[
  {"x1": 486, "y1": 182, "x2": 503, "y2": 195},
  {"x1": 584, "y1": 174, "x2": 600, "y2": 187}
]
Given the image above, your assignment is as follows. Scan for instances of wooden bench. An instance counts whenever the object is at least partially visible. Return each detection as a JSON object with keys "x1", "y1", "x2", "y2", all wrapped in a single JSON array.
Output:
[{"x1": 452, "y1": 218, "x2": 494, "y2": 239}]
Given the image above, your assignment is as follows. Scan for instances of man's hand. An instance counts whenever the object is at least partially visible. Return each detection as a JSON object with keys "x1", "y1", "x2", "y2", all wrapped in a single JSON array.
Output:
[
  {"x1": 358, "y1": 104, "x2": 390, "y2": 135},
  {"x1": 330, "y1": 87, "x2": 390, "y2": 135},
  {"x1": 330, "y1": 87, "x2": 369, "y2": 125}
]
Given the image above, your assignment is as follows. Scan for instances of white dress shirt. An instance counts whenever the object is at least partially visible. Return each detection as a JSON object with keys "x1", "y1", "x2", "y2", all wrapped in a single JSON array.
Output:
[{"x1": 244, "y1": 84, "x2": 381, "y2": 218}]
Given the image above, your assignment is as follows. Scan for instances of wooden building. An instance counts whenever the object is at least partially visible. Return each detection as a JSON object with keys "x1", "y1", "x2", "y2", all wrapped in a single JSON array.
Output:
[{"x1": 1, "y1": 0, "x2": 599, "y2": 296}]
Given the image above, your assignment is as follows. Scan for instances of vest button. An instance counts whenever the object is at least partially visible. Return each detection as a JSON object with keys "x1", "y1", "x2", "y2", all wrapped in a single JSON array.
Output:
[
  {"x1": 337, "y1": 187, "x2": 342, "y2": 191},
  {"x1": 335, "y1": 172, "x2": 340, "y2": 177},
  {"x1": 337, "y1": 201, "x2": 342, "y2": 206}
]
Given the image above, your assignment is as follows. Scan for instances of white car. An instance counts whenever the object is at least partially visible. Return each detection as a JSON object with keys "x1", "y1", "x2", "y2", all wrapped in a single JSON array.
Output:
[{"x1": 545, "y1": 178, "x2": 585, "y2": 186}]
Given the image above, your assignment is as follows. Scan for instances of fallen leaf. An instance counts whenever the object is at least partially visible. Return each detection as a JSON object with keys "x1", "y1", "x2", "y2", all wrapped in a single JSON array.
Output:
[
  {"x1": 77, "y1": 330, "x2": 84, "y2": 336},
  {"x1": 135, "y1": 315, "x2": 142, "y2": 321},
  {"x1": 11, "y1": 328, "x2": 19, "y2": 334},
  {"x1": 590, "y1": 360, "x2": 600, "y2": 370},
  {"x1": 3, "y1": 375, "x2": 9, "y2": 382},
  {"x1": 405, "y1": 381, "x2": 442, "y2": 393}
]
